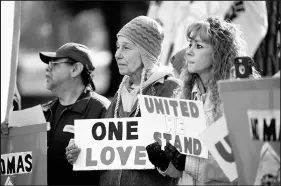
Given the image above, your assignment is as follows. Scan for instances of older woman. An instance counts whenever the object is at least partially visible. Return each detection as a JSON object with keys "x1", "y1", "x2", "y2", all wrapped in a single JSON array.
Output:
[
  {"x1": 66, "y1": 16, "x2": 181, "y2": 185},
  {"x1": 146, "y1": 17, "x2": 261, "y2": 185}
]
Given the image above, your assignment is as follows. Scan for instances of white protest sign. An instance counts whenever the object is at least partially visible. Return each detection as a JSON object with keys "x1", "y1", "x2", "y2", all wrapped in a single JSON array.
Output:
[
  {"x1": 73, "y1": 117, "x2": 154, "y2": 170},
  {"x1": 199, "y1": 116, "x2": 238, "y2": 181},
  {"x1": 248, "y1": 110, "x2": 280, "y2": 141},
  {"x1": 138, "y1": 95, "x2": 208, "y2": 159},
  {"x1": 8, "y1": 105, "x2": 46, "y2": 127}
]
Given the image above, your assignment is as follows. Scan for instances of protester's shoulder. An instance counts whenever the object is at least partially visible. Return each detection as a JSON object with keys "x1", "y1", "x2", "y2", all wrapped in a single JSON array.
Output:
[{"x1": 88, "y1": 91, "x2": 111, "y2": 109}]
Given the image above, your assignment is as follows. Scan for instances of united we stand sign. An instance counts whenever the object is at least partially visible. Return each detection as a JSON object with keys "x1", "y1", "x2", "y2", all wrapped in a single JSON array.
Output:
[{"x1": 138, "y1": 95, "x2": 208, "y2": 158}]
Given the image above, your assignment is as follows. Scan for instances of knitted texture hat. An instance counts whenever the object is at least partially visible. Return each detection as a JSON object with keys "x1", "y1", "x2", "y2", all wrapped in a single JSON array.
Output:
[
  {"x1": 170, "y1": 48, "x2": 187, "y2": 75},
  {"x1": 117, "y1": 16, "x2": 164, "y2": 70}
]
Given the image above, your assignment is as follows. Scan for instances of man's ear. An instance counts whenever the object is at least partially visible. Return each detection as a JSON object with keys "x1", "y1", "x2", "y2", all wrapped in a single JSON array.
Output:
[{"x1": 70, "y1": 62, "x2": 83, "y2": 77}]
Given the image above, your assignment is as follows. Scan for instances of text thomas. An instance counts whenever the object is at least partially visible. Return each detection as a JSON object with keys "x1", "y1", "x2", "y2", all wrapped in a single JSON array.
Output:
[{"x1": 1, "y1": 152, "x2": 32, "y2": 175}]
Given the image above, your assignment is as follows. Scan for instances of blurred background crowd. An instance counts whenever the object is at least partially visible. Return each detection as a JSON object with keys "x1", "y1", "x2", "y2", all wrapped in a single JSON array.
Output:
[{"x1": 17, "y1": 1, "x2": 280, "y2": 109}]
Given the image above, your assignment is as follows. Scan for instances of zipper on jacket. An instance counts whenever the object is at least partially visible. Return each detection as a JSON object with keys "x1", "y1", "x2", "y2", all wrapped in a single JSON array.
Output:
[
  {"x1": 49, "y1": 107, "x2": 69, "y2": 147},
  {"x1": 47, "y1": 109, "x2": 53, "y2": 148}
]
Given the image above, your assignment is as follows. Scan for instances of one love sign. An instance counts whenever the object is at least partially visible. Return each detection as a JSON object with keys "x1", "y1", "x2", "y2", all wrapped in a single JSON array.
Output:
[
  {"x1": 73, "y1": 95, "x2": 207, "y2": 170},
  {"x1": 73, "y1": 117, "x2": 154, "y2": 170}
]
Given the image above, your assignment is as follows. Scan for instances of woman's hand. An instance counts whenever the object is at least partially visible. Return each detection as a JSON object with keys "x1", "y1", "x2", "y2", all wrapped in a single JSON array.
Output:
[
  {"x1": 65, "y1": 139, "x2": 81, "y2": 165},
  {"x1": 146, "y1": 142, "x2": 170, "y2": 171}
]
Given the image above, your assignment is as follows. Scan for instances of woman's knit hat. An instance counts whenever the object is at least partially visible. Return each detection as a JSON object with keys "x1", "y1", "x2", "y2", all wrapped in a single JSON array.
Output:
[
  {"x1": 170, "y1": 48, "x2": 187, "y2": 75},
  {"x1": 117, "y1": 16, "x2": 164, "y2": 70}
]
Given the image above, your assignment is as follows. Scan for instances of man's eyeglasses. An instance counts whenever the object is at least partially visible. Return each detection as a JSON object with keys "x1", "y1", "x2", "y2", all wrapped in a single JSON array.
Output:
[{"x1": 48, "y1": 59, "x2": 75, "y2": 70}]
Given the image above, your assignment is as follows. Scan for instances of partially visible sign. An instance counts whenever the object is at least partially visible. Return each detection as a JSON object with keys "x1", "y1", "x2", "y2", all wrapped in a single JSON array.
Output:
[
  {"x1": 1, "y1": 151, "x2": 32, "y2": 176},
  {"x1": 199, "y1": 116, "x2": 238, "y2": 181},
  {"x1": 254, "y1": 142, "x2": 280, "y2": 185},
  {"x1": 1, "y1": 123, "x2": 47, "y2": 185},
  {"x1": 248, "y1": 110, "x2": 280, "y2": 141},
  {"x1": 218, "y1": 77, "x2": 280, "y2": 185},
  {"x1": 8, "y1": 105, "x2": 46, "y2": 127},
  {"x1": 4, "y1": 176, "x2": 14, "y2": 186}
]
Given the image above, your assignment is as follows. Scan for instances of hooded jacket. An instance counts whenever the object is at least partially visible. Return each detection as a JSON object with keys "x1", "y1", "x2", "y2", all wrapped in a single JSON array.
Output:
[{"x1": 99, "y1": 65, "x2": 181, "y2": 186}]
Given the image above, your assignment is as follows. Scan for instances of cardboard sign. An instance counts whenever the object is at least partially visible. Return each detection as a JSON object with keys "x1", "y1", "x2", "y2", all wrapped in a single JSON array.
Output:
[
  {"x1": 73, "y1": 118, "x2": 154, "y2": 170},
  {"x1": 248, "y1": 110, "x2": 280, "y2": 141},
  {"x1": 254, "y1": 142, "x2": 280, "y2": 185},
  {"x1": 138, "y1": 95, "x2": 208, "y2": 159},
  {"x1": 218, "y1": 77, "x2": 280, "y2": 185},
  {"x1": 1, "y1": 123, "x2": 47, "y2": 185},
  {"x1": 4, "y1": 176, "x2": 15, "y2": 185},
  {"x1": 199, "y1": 116, "x2": 238, "y2": 181}
]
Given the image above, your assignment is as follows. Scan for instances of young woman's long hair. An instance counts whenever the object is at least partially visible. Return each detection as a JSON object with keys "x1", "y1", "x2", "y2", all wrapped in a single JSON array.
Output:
[{"x1": 180, "y1": 17, "x2": 260, "y2": 121}]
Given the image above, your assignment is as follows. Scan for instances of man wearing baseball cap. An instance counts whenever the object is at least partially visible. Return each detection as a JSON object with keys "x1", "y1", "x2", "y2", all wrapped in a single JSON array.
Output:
[{"x1": 40, "y1": 42, "x2": 110, "y2": 185}]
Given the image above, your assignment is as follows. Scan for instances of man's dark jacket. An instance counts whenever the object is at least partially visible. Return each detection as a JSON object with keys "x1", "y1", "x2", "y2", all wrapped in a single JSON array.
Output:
[{"x1": 42, "y1": 88, "x2": 110, "y2": 185}]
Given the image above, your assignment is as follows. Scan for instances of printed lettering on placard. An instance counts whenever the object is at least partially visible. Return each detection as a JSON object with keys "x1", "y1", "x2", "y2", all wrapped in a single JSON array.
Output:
[{"x1": 1, "y1": 152, "x2": 32, "y2": 176}]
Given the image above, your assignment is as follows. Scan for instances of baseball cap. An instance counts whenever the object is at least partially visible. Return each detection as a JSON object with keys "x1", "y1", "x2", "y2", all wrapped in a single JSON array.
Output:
[{"x1": 39, "y1": 42, "x2": 95, "y2": 71}]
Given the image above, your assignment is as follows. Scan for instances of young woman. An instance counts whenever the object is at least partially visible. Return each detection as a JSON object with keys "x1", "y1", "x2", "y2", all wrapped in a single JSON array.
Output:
[{"x1": 146, "y1": 17, "x2": 260, "y2": 185}]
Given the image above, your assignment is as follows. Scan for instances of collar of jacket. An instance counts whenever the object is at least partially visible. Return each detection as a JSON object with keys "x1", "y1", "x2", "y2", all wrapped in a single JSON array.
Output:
[
  {"x1": 128, "y1": 75, "x2": 167, "y2": 117},
  {"x1": 191, "y1": 79, "x2": 217, "y2": 121},
  {"x1": 108, "y1": 75, "x2": 170, "y2": 118},
  {"x1": 192, "y1": 78, "x2": 206, "y2": 95},
  {"x1": 191, "y1": 78, "x2": 207, "y2": 102},
  {"x1": 42, "y1": 87, "x2": 92, "y2": 114}
]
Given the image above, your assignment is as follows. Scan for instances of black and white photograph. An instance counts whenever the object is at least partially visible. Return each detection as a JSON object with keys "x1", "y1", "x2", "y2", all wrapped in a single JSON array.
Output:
[{"x1": 1, "y1": 1, "x2": 280, "y2": 185}]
